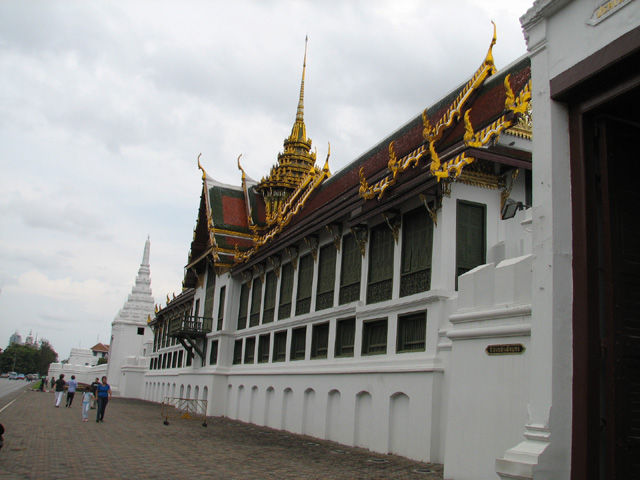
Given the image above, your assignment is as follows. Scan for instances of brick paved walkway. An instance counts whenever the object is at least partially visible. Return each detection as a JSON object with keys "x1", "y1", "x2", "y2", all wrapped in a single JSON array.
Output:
[{"x1": 0, "y1": 386, "x2": 443, "y2": 480}]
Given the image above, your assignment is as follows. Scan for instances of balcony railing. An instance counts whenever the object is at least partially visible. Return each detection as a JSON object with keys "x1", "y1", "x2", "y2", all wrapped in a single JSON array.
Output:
[{"x1": 168, "y1": 313, "x2": 213, "y2": 337}]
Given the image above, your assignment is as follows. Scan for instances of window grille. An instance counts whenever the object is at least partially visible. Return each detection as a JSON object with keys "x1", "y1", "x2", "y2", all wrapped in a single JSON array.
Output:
[
  {"x1": 263, "y1": 271, "x2": 277, "y2": 324},
  {"x1": 244, "y1": 337, "x2": 256, "y2": 364},
  {"x1": 237, "y1": 283, "x2": 249, "y2": 330},
  {"x1": 258, "y1": 334, "x2": 270, "y2": 363},
  {"x1": 367, "y1": 225, "x2": 394, "y2": 304},
  {"x1": 217, "y1": 287, "x2": 225, "y2": 331},
  {"x1": 340, "y1": 235, "x2": 362, "y2": 304},
  {"x1": 335, "y1": 318, "x2": 356, "y2": 357},
  {"x1": 401, "y1": 207, "x2": 434, "y2": 297},
  {"x1": 290, "y1": 327, "x2": 307, "y2": 360},
  {"x1": 273, "y1": 331, "x2": 287, "y2": 362},
  {"x1": 278, "y1": 263, "x2": 294, "y2": 320},
  {"x1": 316, "y1": 244, "x2": 336, "y2": 311},
  {"x1": 232, "y1": 340, "x2": 243, "y2": 364},
  {"x1": 249, "y1": 278, "x2": 262, "y2": 327},
  {"x1": 362, "y1": 319, "x2": 388, "y2": 355},
  {"x1": 209, "y1": 340, "x2": 218, "y2": 365},
  {"x1": 456, "y1": 201, "x2": 486, "y2": 287},
  {"x1": 397, "y1": 312, "x2": 427, "y2": 352},
  {"x1": 204, "y1": 264, "x2": 215, "y2": 317},
  {"x1": 311, "y1": 323, "x2": 329, "y2": 359},
  {"x1": 296, "y1": 255, "x2": 313, "y2": 315}
]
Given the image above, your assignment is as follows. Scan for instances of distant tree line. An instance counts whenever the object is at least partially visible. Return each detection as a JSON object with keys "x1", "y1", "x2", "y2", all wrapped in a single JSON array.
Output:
[{"x1": 0, "y1": 340, "x2": 58, "y2": 375}]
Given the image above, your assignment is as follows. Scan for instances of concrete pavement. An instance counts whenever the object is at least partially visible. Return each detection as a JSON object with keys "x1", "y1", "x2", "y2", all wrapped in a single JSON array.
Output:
[{"x1": 0, "y1": 385, "x2": 444, "y2": 479}]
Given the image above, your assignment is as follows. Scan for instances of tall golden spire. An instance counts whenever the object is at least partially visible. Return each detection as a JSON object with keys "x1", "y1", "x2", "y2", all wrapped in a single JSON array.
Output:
[
  {"x1": 257, "y1": 37, "x2": 318, "y2": 223},
  {"x1": 294, "y1": 36, "x2": 307, "y2": 128}
]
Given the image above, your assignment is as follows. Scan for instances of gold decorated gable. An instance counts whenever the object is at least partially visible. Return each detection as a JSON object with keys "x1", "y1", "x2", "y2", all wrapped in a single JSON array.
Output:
[{"x1": 358, "y1": 23, "x2": 532, "y2": 200}]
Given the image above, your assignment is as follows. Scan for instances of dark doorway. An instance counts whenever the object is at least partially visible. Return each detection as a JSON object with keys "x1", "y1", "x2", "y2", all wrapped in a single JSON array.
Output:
[{"x1": 574, "y1": 86, "x2": 640, "y2": 480}]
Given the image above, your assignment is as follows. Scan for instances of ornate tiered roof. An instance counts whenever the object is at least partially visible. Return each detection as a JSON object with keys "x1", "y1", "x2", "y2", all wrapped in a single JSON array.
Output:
[{"x1": 183, "y1": 25, "x2": 532, "y2": 281}]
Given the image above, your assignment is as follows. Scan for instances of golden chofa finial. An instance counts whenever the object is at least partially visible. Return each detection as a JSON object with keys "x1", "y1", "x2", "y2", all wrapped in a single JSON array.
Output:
[
  {"x1": 197, "y1": 153, "x2": 207, "y2": 180},
  {"x1": 237, "y1": 154, "x2": 246, "y2": 181},
  {"x1": 484, "y1": 21, "x2": 497, "y2": 70},
  {"x1": 322, "y1": 142, "x2": 331, "y2": 175}
]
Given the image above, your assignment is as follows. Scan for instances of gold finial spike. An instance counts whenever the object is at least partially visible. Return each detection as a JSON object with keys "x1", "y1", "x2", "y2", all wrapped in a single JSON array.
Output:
[
  {"x1": 323, "y1": 142, "x2": 331, "y2": 173},
  {"x1": 197, "y1": 153, "x2": 207, "y2": 180},
  {"x1": 237, "y1": 154, "x2": 245, "y2": 180},
  {"x1": 485, "y1": 21, "x2": 497, "y2": 68},
  {"x1": 296, "y1": 35, "x2": 308, "y2": 123}
]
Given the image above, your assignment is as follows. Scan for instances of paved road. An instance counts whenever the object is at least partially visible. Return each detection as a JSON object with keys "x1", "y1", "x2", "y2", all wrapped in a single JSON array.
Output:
[
  {"x1": 0, "y1": 379, "x2": 31, "y2": 400},
  {"x1": 0, "y1": 387, "x2": 444, "y2": 480}
]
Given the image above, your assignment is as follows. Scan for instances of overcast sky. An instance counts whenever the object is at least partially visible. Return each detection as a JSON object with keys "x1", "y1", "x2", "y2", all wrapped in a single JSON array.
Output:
[{"x1": 0, "y1": 0, "x2": 533, "y2": 363}]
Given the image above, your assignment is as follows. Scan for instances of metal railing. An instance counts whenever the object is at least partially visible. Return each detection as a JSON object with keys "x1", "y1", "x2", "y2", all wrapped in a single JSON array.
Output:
[{"x1": 161, "y1": 397, "x2": 208, "y2": 427}]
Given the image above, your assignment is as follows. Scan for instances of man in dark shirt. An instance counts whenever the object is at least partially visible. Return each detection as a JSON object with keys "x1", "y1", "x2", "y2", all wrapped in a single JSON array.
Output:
[
  {"x1": 54, "y1": 374, "x2": 66, "y2": 407},
  {"x1": 90, "y1": 378, "x2": 100, "y2": 409}
]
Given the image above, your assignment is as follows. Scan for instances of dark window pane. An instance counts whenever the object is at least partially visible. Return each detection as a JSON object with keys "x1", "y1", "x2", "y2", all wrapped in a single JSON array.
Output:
[
  {"x1": 340, "y1": 235, "x2": 362, "y2": 305},
  {"x1": 278, "y1": 263, "x2": 294, "y2": 320},
  {"x1": 290, "y1": 327, "x2": 306, "y2": 360},
  {"x1": 311, "y1": 323, "x2": 329, "y2": 359},
  {"x1": 258, "y1": 334, "x2": 270, "y2": 363},
  {"x1": 263, "y1": 271, "x2": 277, "y2": 324},
  {"x1": 296, "y1": 255, "x2": 313, "y2": 315},
  {"x1": 316, "y1": 244, "x2": 336, "y2": 311},
  {"x1": 335, "y1": 318, "x2": 355, "y2": 357},
  {"x1": 401, "y1": 207, "x2": 434, "y2": 297},
  {"x1": 204, "y1": 264, "x2": 216, "y2": 317},
  {"x1": 249, "y1": 278, "x2": 262, "y2": 327},
  {"x1": 244, "y1": 337, "x2": 256, "y2": 363},
  {"x1": 233, "y1": 340, "x2": 243, "y2": 364},
  {"x1": 367, "y1": 225, "x2": 394, "y2": 304},
  {"x1": 209, "y1": 340, "x2": 218, "y2": 365},
  {"x1": 397, "y1": 312, "x2": 426, "y2": 352},
  {"x1": 273, "y1": 331, "x2": 287, "y2": 362},
  {"x1": 217, "y1": 286, "x2": 226, "y2": 331},
  {"x1": 237, "y1": 283, "x2": 250, "y2": 330},
  {"x1": 456, "y1": 201, "x2": 486, "y2": 284},
  {"x1": 362, "y1": 319, "x2": 388, "y2": 355}
]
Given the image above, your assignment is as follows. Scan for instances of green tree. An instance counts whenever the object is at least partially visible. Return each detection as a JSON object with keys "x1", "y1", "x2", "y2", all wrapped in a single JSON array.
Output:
[
  {"x1": 97, "y1": 357, "x2": 108, "y2": 365},
  {"x1": 0, "y1": 344, "x2": 38, "y2": 373},
  {"x1": 0, "y1": 340, "x2": 59, "y2": 375},
  {"x1": 37, "y1": 340, "x2": 58, "y2": 375}
]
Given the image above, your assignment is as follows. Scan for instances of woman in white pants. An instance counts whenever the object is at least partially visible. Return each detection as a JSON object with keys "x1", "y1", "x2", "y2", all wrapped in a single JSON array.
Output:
[{"x1": 54, "y1": 374, "x2": 66, "y2": 407}]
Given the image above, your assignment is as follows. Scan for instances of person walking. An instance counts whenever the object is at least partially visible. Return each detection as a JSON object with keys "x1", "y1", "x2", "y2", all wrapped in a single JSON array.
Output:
[
  {"x1": 39, "y1": 376, "x2": 45, "y2": 392},
  {"x1": 81, "y1": 386, "x2": 94, "y2": 422},
  {"x1": 54, "y1": 374, "x2": 66, "y2": 407},
  {"x1": 65, "y1": 375, "x2": 78, "y2": 407},
  {"x1": 90, "y1": 378, "x2": 100, "y2": 409},
  {"x1": 96, "y1": 376, "x2": 112, "y2": 423}
]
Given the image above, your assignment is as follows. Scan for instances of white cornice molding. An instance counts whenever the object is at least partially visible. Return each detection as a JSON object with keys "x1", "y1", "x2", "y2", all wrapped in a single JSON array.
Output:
[
  {"x1": 447, "y1": 323, "x2": 531, "y2": 340},
  {"x1": 520, "y1": 0, "x2": 573, "y2": 30},
  {"x1": 449, "y1": 303, "x2": 532, "y2": 324}
]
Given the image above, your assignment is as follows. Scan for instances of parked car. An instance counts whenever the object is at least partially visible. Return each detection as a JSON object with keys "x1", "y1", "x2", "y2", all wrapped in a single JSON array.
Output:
[
  {"x1": 0, "y1": 373, "x2": 8, "y2": 378},
  {"x1": 16, "y1": 374, "x2": 25, "y2": 380},
  {"x1": 8, "y1": 372, "x2": 17, "y2": 380}
]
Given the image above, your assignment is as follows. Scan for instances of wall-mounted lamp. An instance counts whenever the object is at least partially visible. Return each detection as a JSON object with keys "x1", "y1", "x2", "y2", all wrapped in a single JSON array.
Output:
[{"x1": 501, "y1": 198, "x2": 529, "y2": 220}]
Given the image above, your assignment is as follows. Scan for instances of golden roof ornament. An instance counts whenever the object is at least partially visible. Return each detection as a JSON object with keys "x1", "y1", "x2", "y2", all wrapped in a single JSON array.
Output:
[{"x1": 256, "y1": 36, "x2": 319, "y2": 224}]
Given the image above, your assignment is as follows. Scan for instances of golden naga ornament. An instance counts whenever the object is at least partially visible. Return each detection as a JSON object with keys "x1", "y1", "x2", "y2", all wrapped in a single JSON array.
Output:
[{"x1": 359, "y1": 22, "x2": 501, "y2": 198}]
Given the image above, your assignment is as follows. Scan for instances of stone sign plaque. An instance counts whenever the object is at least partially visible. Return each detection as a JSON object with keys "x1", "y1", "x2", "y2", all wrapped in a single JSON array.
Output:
[{"x1": 485, "y1": 344, "x2": 526, "y2": 356}]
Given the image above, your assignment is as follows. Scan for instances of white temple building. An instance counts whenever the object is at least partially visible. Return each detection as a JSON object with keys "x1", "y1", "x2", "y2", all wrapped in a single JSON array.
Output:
[
  {"x1": 106, "y1": 236, "x2": 155, "y2": 397},
  {"x1": 48, "y1": 238, "x2": 155, "y2": 389}
]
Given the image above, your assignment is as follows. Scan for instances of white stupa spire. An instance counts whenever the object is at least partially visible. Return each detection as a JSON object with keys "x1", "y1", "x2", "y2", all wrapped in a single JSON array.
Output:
[{"x1": 113, "y1": 236, "x2": 155, "y2": 325}]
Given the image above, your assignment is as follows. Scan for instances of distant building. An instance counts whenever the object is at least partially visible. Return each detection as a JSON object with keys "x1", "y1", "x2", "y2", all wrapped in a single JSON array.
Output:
[
  {"x1": 9, "y1": 331, "x2": 22, "y2": 346},
  {"x1": 91, "y1": 342, "x2": 110, "y2": 361}
]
